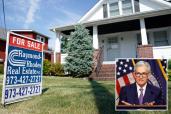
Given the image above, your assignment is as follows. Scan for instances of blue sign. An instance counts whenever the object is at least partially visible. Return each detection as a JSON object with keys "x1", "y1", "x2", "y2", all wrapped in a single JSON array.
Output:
[{"x1": 2, "y1": 32, "x2": 43, "y2": 105}]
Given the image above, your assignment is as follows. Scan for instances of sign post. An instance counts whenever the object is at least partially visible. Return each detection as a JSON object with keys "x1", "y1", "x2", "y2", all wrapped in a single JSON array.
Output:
[{"x1": 2, "y1": 32, "x2": 43, "y2": 105}]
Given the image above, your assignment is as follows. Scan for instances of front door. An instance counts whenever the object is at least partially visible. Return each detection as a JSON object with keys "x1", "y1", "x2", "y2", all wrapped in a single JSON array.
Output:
[{"x1": 107, "y1": 37, "x2": 120, "y2": 61}]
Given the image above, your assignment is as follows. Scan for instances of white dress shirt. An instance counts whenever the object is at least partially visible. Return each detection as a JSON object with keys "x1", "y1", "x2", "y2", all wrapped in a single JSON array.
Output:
[{"x1": 136, "y1": 83, "x2": 147, "y2": 98}]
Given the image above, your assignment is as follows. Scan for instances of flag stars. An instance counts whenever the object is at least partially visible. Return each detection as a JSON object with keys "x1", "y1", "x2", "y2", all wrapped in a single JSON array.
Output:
[
  {"x1": 129, "y1": 67, "x2": 133, "y2": 70},
  {"x1": 117, "y1": 72, "x2": 120, "y2": 75},
  {"x1": 123, "y1": 69, "x2": 126, "y2": 73},
  {"x1": 124, "y1": 64, "x2": 128, "y2": 68},
  {"x1": 120, "y1": 61, "x2": 123, "y2": 65},
  {"x1": 126, "y1": 59, "x2": 130, "y2": 62},
  {"x1": 118, "y1": 67, "x2": 122, "y2": 70}
]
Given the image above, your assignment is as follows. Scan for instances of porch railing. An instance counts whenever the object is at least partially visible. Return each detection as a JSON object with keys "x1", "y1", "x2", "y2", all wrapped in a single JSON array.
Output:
[
  {"x1": 94, "y1": 46, "x2": 104, "y2": 77},
  {"x1": 153, "y1": 46, "x2": 171, "y2": 59}
]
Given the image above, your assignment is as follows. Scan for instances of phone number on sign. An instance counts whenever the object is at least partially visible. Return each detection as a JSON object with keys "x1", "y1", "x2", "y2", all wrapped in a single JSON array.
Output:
[
  {"x1": 5, "y1": 85, "x2": 41, "y2": 99},
  {"x1": 6, "y1": 75, "x2": 41, "y2": 85}
]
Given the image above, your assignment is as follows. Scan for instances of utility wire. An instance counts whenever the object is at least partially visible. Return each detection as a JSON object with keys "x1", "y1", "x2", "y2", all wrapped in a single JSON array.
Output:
[{"x1": 2, "y1": 0, "x2": 7, "y2": 38}]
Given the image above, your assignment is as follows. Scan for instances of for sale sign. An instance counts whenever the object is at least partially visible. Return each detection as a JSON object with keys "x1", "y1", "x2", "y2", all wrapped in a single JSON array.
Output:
[{"x1": 1, "y1": 32, "x2": 43, "y2": 105}]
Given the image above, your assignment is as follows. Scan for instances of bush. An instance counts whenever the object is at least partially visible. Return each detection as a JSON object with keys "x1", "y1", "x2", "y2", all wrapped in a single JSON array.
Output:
[
  {"x1": 50, "y1": 63, "x2": 64, "y2": 76},
  {"x1": 43, "y1": 60, "x2": 64, "y2": 76},
  {"x1": 43, "y1": 60, "x2": 51, "y2": 76},
  {"x1": 168, "y1": 59, "x2": 171, "y2": 70},
  {"x1": 0, "y1": 64, "x2": 4, "y2": 74}
]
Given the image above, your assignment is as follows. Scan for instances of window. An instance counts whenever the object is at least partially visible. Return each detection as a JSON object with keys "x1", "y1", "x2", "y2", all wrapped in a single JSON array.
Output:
[
  {"x1": 134, "y1": 0, "x2": 140, "y2": 12},
  {"x1": 109, "y1": 1, "x2": 119, "y2": 16},
  {"x1": 153, "y1": 31, "x2": 168, "y2": 46},
  {"x1": 109, "y1": 0, "x2": 135, "y2": 17},
  {"x1": 122, "y1": 0, "x2": 133, "y2": 14},
  {"x1": 36, "y1": 35, "x2": 45, "y2": 43},
  {"x1": 103, "y1": 4, "x2": 108, "y2": 18}
]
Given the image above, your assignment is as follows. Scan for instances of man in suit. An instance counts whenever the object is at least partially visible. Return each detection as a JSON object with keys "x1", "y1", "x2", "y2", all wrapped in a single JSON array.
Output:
[{"x1": 119, "y1": 61, "x2": 165, "y2": 106}]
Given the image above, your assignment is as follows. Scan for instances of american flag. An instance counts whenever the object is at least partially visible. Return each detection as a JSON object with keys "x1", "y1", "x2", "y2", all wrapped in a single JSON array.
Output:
[{"x1": 115, "y1": 59, "x2": 167, "y2": 104}]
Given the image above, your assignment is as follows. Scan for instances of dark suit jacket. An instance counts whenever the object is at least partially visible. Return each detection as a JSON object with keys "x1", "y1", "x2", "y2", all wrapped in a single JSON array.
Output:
[{"x1": 119, "y1": 83, "x2": 165, "y2": 105}]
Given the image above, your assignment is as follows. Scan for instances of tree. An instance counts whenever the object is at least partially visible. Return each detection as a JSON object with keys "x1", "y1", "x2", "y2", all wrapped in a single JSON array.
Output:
[
  {"x1": 61, "y1": 36, "x2": 68, "y2": 54},
  {"x1": 64, "y1": 25, "x2": 93, "y2": 77}
]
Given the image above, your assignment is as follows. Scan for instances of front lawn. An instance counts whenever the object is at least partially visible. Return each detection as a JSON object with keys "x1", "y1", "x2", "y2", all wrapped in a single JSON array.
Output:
[{"x1": 0, "y1": 75, "x2": 170, "y2": 114}]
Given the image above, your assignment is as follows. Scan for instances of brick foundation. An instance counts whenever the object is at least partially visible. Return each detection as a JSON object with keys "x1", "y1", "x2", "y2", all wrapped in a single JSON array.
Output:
[
  {"x1": 137, "y1": 45, "x2": 153, "y2": 58},
  {"x1": 51, "y1": 52, "x2": 61, "y2": 63},
  {"x1": 56, "y1": 52, "x2": 61, "y2": 63}
]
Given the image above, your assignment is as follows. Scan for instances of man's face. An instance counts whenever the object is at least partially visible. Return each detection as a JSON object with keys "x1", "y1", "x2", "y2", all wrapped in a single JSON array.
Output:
[{"x1": 134, "y1": 65, "x2": 149, "y2": 87}]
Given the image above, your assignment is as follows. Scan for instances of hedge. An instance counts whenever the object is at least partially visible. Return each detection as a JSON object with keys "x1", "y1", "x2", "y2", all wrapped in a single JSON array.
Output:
[
  {"x1": 0, "y1": 64, "x2": 4, "y2": 74},
  {"x1": 43, "y1": 60, "x2": 64, "y2": 76}
]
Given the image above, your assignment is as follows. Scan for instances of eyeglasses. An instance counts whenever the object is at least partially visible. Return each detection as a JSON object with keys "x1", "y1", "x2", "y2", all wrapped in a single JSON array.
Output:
[{"x1": 135, "y1": 72, "x2": 149, "y2": 77}]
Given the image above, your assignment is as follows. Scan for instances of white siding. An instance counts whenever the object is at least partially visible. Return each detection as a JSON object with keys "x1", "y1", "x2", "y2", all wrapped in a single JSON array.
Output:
[
  {"x1": 86, "y1": 7, "x2": 104, "y2": 22},
  {"x1": 139, "y1": 0, "x2": 169, "y2": 12}
]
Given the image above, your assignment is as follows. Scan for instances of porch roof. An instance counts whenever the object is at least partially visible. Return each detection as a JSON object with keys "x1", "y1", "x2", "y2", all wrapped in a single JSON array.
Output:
[{"x1": 50, "y1": 8, "x2": 171, "y2": 35}]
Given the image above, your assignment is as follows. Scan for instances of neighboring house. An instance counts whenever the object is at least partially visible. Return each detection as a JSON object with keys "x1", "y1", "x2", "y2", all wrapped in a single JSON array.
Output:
[
  {"x1": 0, "y1": 29, "x2": 53, "y2": 63},
  {"x1": 0, "y1": 38, "x2": 6, "y2": 63},
  {"x1": 51, "y1": 0, "x2": 171, "y2": 80},
  {"x1": 0, "y1": 28, "x2": 7, "y2": 63}
]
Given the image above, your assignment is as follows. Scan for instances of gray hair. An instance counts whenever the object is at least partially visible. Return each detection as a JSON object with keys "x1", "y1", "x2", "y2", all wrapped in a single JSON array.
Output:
[{"x1": 134, "y1": 61, "x2": 151, "y2": 73}]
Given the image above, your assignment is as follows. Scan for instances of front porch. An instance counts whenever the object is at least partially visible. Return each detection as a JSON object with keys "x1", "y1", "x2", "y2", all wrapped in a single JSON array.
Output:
[
  {"x1": 92, "y1": 15, "x2": 171, "y2": 64},
  {"x1": 97, "y1": 26, "x2": 171, "y2": 64}
]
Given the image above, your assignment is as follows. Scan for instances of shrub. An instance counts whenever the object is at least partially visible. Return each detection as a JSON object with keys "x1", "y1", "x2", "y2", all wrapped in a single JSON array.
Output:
[
  {"x1": 168, "y1": 59, "x2": 171, "y2": 69},
  {"x1": 43, "y1": 60, "x2": 64, "y2": 76},
  {"x1": 43, "y1": 60, "x2": 51, "y2": 76},
  {"x1": 0, "y1": 64, "x2": 4, "y2": 74},
  {"x1": 51, "y1": 63, "x2": 64, "y2": 76}
]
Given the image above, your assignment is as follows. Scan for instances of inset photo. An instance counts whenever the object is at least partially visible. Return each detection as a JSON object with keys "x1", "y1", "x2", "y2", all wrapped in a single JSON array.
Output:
[{"x1": 115, "y1": 59, "x2": 168, "y2": 111}]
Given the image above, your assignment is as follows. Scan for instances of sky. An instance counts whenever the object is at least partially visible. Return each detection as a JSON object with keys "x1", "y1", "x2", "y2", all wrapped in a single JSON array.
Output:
[{"x1": 0, "y1": 0, "x2": 98, "y2": 50}]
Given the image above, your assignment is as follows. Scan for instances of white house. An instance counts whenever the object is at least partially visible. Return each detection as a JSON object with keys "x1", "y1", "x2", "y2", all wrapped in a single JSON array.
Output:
[{"x1": 51, "y1": 0, "x2": 171, "y2": 79}]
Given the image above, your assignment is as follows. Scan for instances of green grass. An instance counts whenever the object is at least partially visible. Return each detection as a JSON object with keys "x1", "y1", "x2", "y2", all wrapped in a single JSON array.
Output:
[{"x1": 0, "y1": 75, "x2": 170, "y2": 114}]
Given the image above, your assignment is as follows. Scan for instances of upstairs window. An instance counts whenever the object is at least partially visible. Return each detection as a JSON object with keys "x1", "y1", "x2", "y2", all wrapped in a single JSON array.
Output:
[
  {"x1": 36, "y1": 35, "x2": 45, "y2": 43},
  {"x1": 134, "y1": 0, "x2": 140, "y2": 12},
  {"x1": 109, "y1": 0, "x2": 137, "y2": 17},
  {"x1": 103, "y1": 4, "x2": 108, "y2": 18},
  {"x1": 122, "y1": 0, "x2": 133, "y2": 14},
  {"x1": 109, "y1": 0, "x2": 119, "y2": 16}
]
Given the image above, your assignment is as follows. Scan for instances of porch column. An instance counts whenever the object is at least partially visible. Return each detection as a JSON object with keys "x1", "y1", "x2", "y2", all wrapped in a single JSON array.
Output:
[
  {"x1": 93, "y1": 26, "x2": 99, "y2": 49},
  {"x1": 54, "y1": 31, "x2": 62, "y2": 63},
  {"x1": 140, "y1": 18, "x2": 148, "y2": 45}
]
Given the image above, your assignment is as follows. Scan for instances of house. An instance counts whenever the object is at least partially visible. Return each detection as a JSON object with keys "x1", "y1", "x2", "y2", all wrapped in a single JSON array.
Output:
[
  {"x1": 0, "y1": 28, "x2": 7, "y2": 63},
  {"x1": 51, "y1": 0, "x2": 171, "y2": 80},
  {"x1": 0, "y1": 29, "x2": 53, "y2": 63}
]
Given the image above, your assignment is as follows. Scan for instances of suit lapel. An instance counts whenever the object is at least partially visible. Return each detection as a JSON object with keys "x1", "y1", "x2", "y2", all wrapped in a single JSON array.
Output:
[
  {"x1": 143, "y1": 83, "x2": 152, "y2": 104},
  {"x1": 132, "y1": 83, "x2": 139, "y2": 104}
]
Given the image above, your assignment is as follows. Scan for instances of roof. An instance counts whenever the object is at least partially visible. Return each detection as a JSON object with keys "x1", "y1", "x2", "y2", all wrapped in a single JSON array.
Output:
[
  {"x1": 10, "y1": 29, "x2": 50, "y2": 39},
  {"x1": 51, "y1": 8, "x2": 171, "y2": 33}
]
